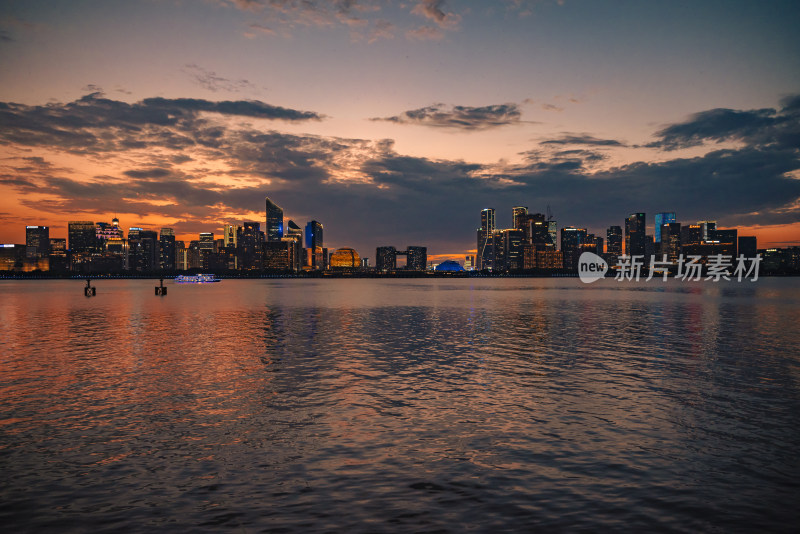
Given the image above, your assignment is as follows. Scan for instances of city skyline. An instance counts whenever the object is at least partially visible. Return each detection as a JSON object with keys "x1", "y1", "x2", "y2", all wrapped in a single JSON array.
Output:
[{"x1": 1, "y1": 1, "x2": 799, "y2": 260}]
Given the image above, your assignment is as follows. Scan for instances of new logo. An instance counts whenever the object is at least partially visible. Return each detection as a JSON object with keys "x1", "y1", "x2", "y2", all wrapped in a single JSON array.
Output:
[{"x1": 578, "y1": 252, "x2": 608, "y2": 283}]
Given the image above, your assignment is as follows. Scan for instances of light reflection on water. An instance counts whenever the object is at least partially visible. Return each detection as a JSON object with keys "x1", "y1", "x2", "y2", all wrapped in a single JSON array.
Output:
[{"x1": 1, "y1": 278, "x2": 799, "y2": 532}]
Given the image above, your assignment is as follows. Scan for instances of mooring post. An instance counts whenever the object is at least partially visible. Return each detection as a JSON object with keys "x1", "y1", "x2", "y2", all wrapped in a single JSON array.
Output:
[
  {"x1": 155, "y1": 277, "x2": 167, "y2": 296},
  {"x1": 84, "y1": 278, "x2": 96, "y2": 297}
]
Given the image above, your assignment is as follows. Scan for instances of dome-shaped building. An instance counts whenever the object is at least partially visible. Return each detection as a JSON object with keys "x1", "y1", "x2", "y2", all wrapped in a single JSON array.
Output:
[
  {"x1": 434, "y1": 260, "x2": 464, "y2": 272},
  {"x1": 329, "y1": 247, "x2": 361, "y2": 269}
]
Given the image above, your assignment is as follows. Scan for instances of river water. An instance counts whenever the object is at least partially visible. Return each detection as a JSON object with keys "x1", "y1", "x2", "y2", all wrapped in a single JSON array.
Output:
[{"x1": 1, "y1": 278, "x2": 799, "y2": 532}]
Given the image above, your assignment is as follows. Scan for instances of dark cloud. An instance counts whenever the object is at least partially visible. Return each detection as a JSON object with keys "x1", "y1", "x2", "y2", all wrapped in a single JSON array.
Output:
[
  {"x1": 648, "y1": 95, "x2": 800, "y2": 151},
  {"x1": 372, "y1": 103, "x2": 524, "y2": 131},
  {"x1": 0, "y1": 93, "x2": 323, "y2": 154},
  {"x1": 541, "y1": 134, "x2": 625, "y2": 147},
  {"x1": 1, "y1": 94, "x2": 798, "y2": 254}
]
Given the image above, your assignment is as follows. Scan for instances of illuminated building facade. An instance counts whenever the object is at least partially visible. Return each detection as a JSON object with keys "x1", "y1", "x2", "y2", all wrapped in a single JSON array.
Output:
[
  {"x1": 561, "y1": 227, "x2": 587, "y2": 270},
  {"x1": 330, "y1": 247, "x2": 361, "y2": 269},
  {"x1": 654, "y1": 212, "x2": 676, "y2": 244},
  {"x1": 606, "y1": 226, "x2": 623, "y2": 256},
  {"x1": 477, "y1": 208, "x2": 495, "y2": 270},
  {"x1": 25, "y1": 226, "x2": 49, "y2": 259}
]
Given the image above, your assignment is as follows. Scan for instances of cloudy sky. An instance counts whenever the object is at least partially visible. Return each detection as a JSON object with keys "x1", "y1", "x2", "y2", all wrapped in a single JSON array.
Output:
[{"x1": 1, "y1": 0, "x2": 799, "y2": 260}]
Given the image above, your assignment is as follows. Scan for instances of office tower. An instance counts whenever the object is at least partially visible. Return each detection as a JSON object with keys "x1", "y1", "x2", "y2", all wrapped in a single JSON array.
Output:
[
  {"x1": 711, "y1": 228, "x2": 738, "y2": 257},
  {"x1": 175, "y1": 241, "x2": 187, "y2": 271},
  {"x1": 238, "y1": 222, "x2": 263, "y2": 270},
  {"x1": 187, "y1": 240, "x2": 202, "y2": 269},
  {"x1": 159, "y1": 228, "x2": 176, "y2": 271},
  {"x1": 138, "y1": 230, "x2": 158, "y2": 271},
  {"x1": 607, "y1": 226, "x2": 623, "y2": 256},
  {"x1": 625, "y1": 213, "x2": 646, "y2": 256},
  {"x1": 512, "y1": 206, "x2": 528, "y2": 231},
  {"x1": 284, "y1": 220, "x2": 303, "y2": 271},
  {"x1": 547, "y1": 220, "x2": 558, "y2": 248},
  {"x1": 49, "y1": 238, "x2": 66, "y2": 256},
  {"x1": 265, "y1": 197, "x2": 284, "y2": 242},
  {"x1": 662, "y1": 222, "x2": 681, "y2": 262},
  {"x1": 681, "y1": 224, "x2": 703, "y2": 246},
  {"x1": 223, "y1": 224, "x2": 239, "y2": 248},
  {"x1": 376, "y1": 246, "x2": 397, "y2": 271},
  {"x1": 698, "y1": 221, "x2": 717, "y2": 242},
  {"x1": 525, "y1": 213, "x2": 548, "y2": 246},
  {"x1": 738, "y1": 236, "x2": 757, "y2": 258},
  {"x1": 96, "y1": 221, "x2": 123, "y2": 242},
  {"x1": 406, "y1": 246, "x2": 427, "y2": 271},
  {"x1": 654, "y1": 212, "x2": 676, "y2": 244},
  {"x1": 645, "y1": 235, "x2": 655, "y2": 259},
  {"x1": 477, "y1": 208, "x2": 496, "y2": 270},
  {"x1": 305, "y1": 220, "x2": 323, "y2": 269},
  {"x1": 561, "y1": 227, "x2": 587, "y2": 270},
  {"x1": 25, "y1": 226, "x2": 49, "y2": 258},
  {"x1": 263, "y1": 240, "x2": 295, "y2": 270},
  {"x1": 68, "y1": 221, "x2": 99, "y2": 254},
  {"x1": 501, "y1": 229, "x2": 524, "y2": 271}
]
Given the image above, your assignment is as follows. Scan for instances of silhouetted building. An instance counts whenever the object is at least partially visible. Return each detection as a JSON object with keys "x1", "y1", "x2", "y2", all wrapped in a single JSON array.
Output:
[
  {"x1": 661, "y1": 222, "x2": 681, "y2": 262},
  {"x1": 607, "y1": 225, "x2": 623, "y2": 256},
  {"x1": 561, "y1": 227, "x2": 586, "y2": 270},
  {"x1": 25, "y1": 226, "x2": 49, "y2": 258},
  {"x1": 376, "y1": 246, "x2": 397, "y2": 271},
  {"x1": 406, "y1": 246, "x2": 427, "y2": 271},
  {"x1": 238, "y1": 222, "x2": 263, "y2": 270},
  {"x1": 738, "y1": 236, "x2": 757, "y2": 258},
  {"x1": 681, "y1": 224, "x2": 703, "y2": 247},
  {"x1": 625, "y1": 213, "x2": 646, "y2": 256},
  {"x1": 265, "y1": 197, "x2": 284, "y2": 242},
  {"x1": 175, "y1": 241, "x2": 187, "y2": 270},
  {"x1": 69, "y1": 221, "x2": 99, "y2": 254},
  {"x1": 159, "y1": 228, "x2": 176, "y2": 271}
]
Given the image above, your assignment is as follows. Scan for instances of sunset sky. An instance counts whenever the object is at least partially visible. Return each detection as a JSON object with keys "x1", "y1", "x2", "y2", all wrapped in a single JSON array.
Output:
[{"x1": 1, "y1": 0, "x2": 799, "y2": 260}]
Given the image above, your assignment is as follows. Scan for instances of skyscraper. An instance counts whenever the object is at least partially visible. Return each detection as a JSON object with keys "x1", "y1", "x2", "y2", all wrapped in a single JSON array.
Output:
[
  {"x1": 662, "y1": 222, "x2": 681, "y2": 262},
  {"x1": 376, "y1": 246, "x2": 397, "y2": 271},
  {"x1": 25, "y1": 226, "x2": 49, "y2": 258},
  {"x1": 265, "y1": 197, "x2": 284, "y2": 242},
  {"x1": 159, "y1": 228, "x2": 176, "y2": 271},
  {"x1": 406, "y1": 246, "x2": 427, "y2": 271},
  {"x1": 606, "y1": 226, "x2": 623, "y2": 256},
  {"x1": 561, "y1": 227, "x2": 587, "y2": 270},
  {"x1": 512, "y1": 206, "x2": 528, "y2": 231},
  {"x1": 654, "y1": 212, "x2": 676, "y2": 244},
  {"x1": 68, "y1": 221, "x2": 99, "y2": 254},
  {"x1": 625, "y1": 213, "x2": 646, "y2": 256},
  {"x1": 305, "y1": 220, "x2": 323, "y2": 269},
  {"x1": 477, "y1": 208, "x2": 495, "y2": 270}
]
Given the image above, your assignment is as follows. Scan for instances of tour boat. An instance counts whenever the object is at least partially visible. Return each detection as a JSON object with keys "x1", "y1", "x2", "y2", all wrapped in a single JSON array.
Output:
[{"x1": 174, "y1": 273, "x2": 221, "y2": 284}]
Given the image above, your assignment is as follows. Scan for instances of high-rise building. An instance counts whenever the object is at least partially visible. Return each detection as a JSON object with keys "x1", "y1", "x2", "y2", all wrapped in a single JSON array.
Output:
[
  {"x1": 654, "y1": 212, "x2": 676, "y2": 244},
  {"x1": 606, "y1": 226, "x2": 623, "y2": 256},
  {"x1": 139, "y1": 230, "x2": 158, "y2": 272},
  {"x1": 526, "y1": 213, "x2": 548, "y2": 247},
  {"x1": 561, "y1": 227, "x2": 587, "y2": 270},
  {"x1": 698, "y1": 221, "x2": 717, "y2": 242},
  {"x1": 265, "y1": 197, "x2": 284, "y2": 242},
  {"x1": 25, "y1": 226, "x2": 49, "y2": 258},
  {"x1": 223, "y1": 224, "x2": 239, "y2": 248},
  {"x1": 512, "y1": 206, "x2": 528, "y2": 231},
  {"x1": 681, "y1": 224, "x2": 703, "y2": 247},
  {"x1": 305, "y1": 220, "x2": 323, "y2": 269},
  {"x1": 661, "y1": 222, "x2": 681, "y2": 262},
  {"x1": 547, "y1": 220, "x2": 558, "y2": 249},
  {"x1": 263, "y1": 240, "x2": 295, "y2": 270},
  {"x1": 238, "y1": 222, "x2": 263, "y2": 270},
  {"x1": 284, "y1": 220, "x2": 303, "y2": 271},
  {"x1": 376, "y1": 246, "x2": 397, "y2": 271},
  {"x1": 159, "y1": 228, "x2": 176, "y2": 271},
  {"x1": 501, "y1": 229, "x2": 524, "y2": 271},
  {"x1": 68, "y1": 221, "x2": 99, "y2": 254},
  {"x1": 406, "y1": 246, "x2": 427, "y2": 271},
  {"x1": 477, "y1": 208, "x2": 495, "y2": 270},
  {"x1": 625, "y1": 213, "x2": 646, "y2": 256},
  {"x1": 175, "y1": 241, "x2": 187, "y2": 271}
]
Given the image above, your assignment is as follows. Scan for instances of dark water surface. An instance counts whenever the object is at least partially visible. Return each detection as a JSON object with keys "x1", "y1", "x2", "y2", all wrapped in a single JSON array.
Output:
[{"x1": 1, "y1": 278, "x2": 799, "y2": 532}]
